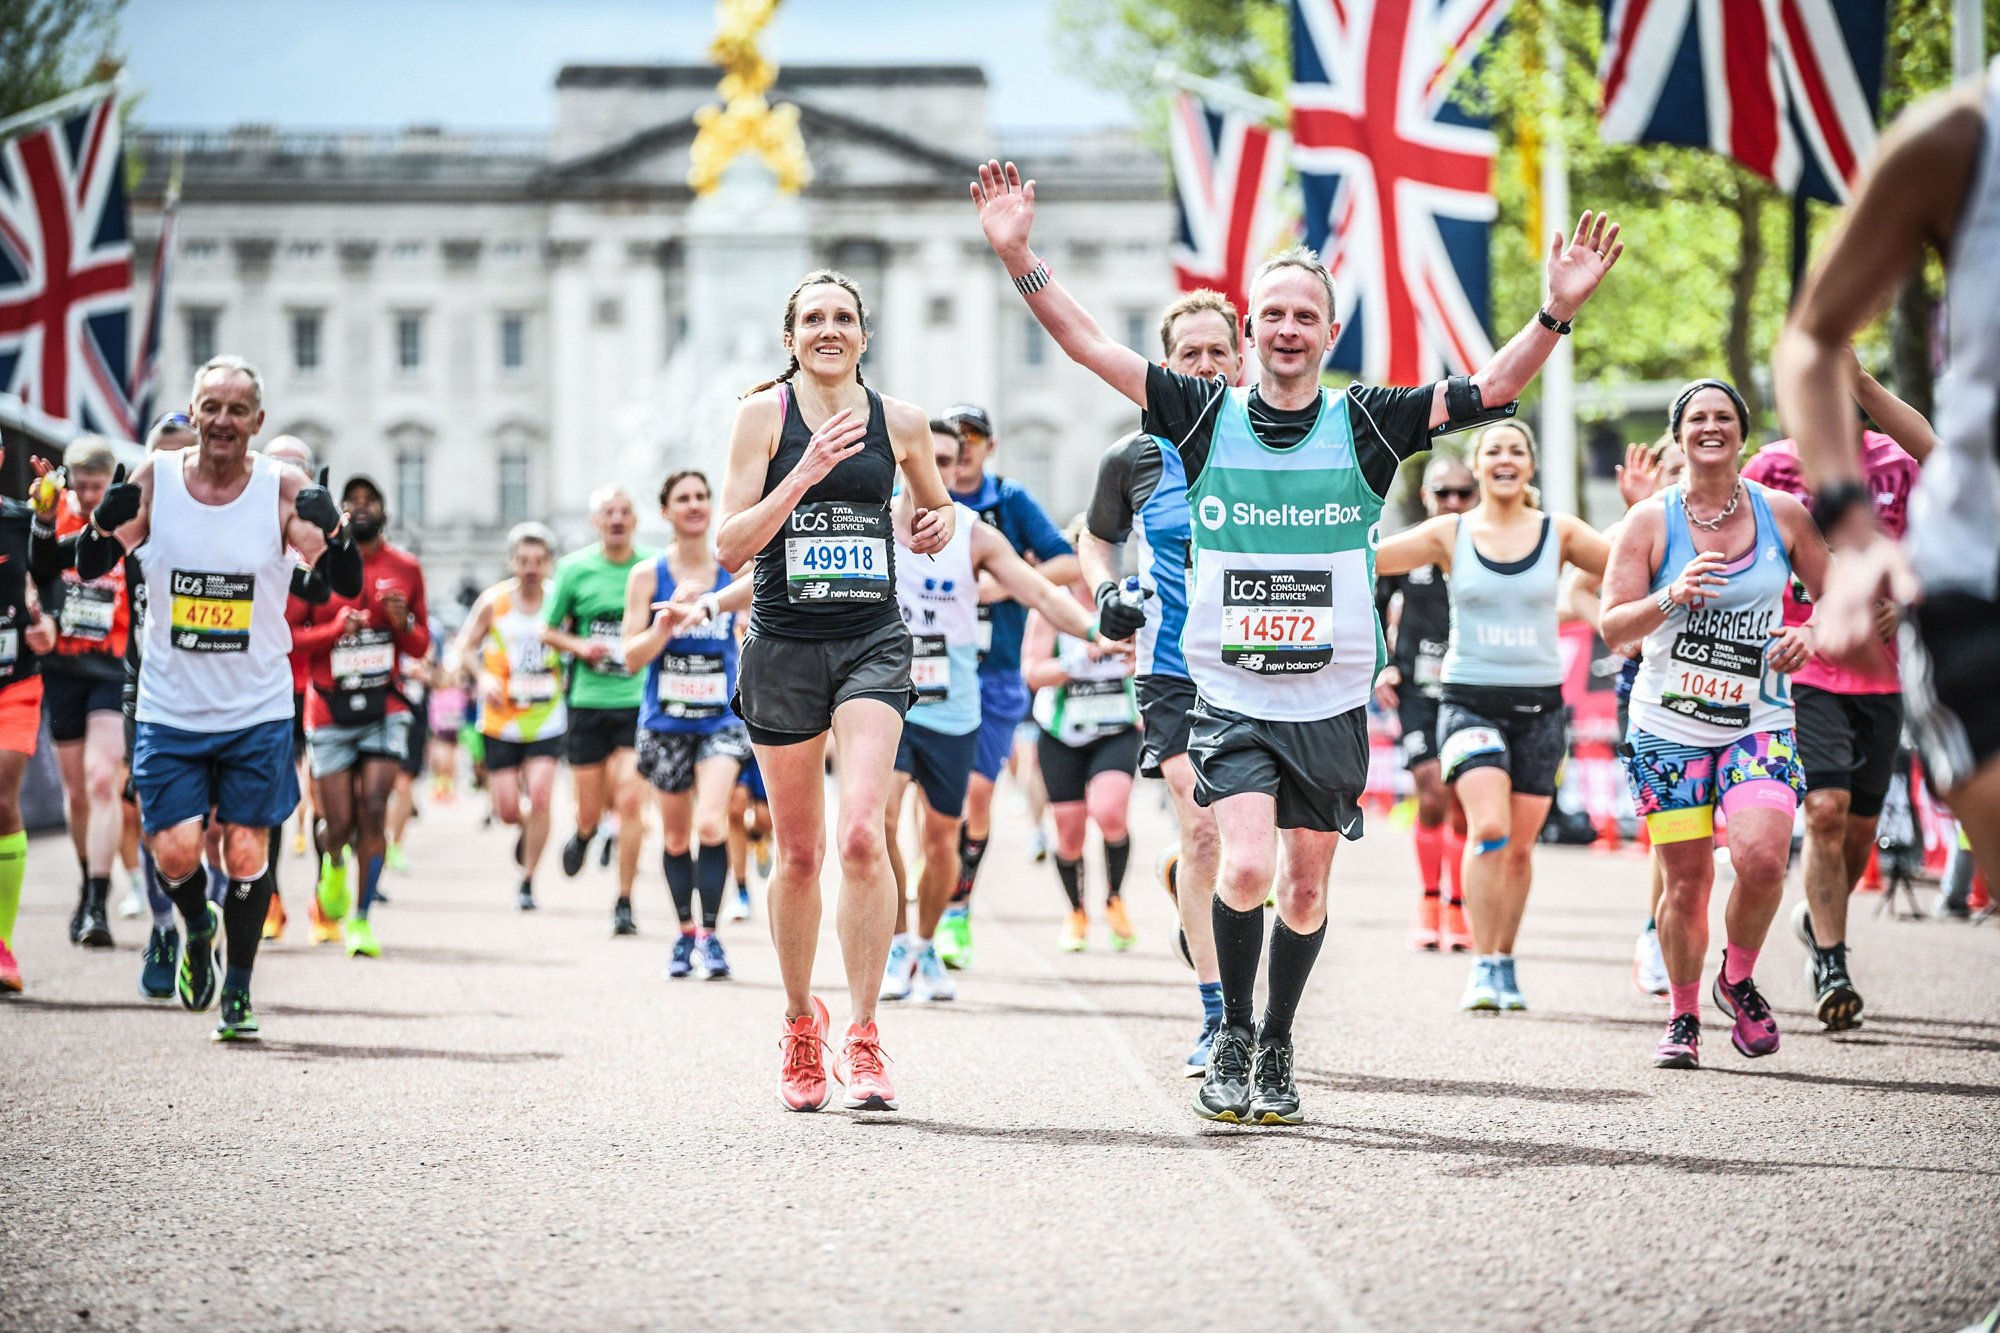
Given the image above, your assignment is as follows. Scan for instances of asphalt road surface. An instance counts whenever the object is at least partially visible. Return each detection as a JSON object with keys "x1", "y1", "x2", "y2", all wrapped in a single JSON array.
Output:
[{"x1": 7, "y1": 781, "x2": 1998, "y2": 1331}]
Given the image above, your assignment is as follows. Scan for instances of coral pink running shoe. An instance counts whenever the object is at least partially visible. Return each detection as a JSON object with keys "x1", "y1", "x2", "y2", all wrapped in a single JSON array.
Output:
[
  {"x1": 777, "y1": 996, "x2": 833, "y2": 1112},
  {"x1": 1712, "y1": 965, "x2": 1781, "y2": 1058},
  {"x1": 840, "y1": 1020, "x2": 898, "y2": 1111},
  {"x1": 0, "y1": 939, "x2": 21, "y2": 993},
  {"x1": 1410, "y1": 895, "x2": 1441, "y2": 951},
  {"x1": 1654, "y1": 1012, "x2": 1700, "y2": 1069}
]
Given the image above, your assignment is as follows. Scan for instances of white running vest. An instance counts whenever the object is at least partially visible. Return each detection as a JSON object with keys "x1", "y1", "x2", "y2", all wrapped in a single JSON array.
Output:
[
  {"x1": 1917, "y1": 57, "x2": 2000, "y2": 599},
  {"x1": 895, "y1": 502, "x2": 981, "y2": 736},
  {"x1": 135, "y1": 451, "x2": 297, "y2": 730}
]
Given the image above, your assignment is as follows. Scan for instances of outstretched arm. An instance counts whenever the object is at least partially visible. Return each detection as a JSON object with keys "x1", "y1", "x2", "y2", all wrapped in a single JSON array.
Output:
[{"x1": 975, "y1": 523, "x2": 1098, "y2": 645}]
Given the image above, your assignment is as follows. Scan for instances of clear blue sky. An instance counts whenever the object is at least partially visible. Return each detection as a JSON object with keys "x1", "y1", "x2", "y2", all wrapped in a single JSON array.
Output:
[{"x1": 121, "y1": 0, "x2": 1134, "y2": 131}]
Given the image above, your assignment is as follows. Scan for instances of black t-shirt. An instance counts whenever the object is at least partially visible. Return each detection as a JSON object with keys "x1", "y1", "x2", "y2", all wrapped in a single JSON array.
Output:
[
  {"x1": 1375, "y1": 566, "x2": 1452, "y2": 691},
  {"x1": 0, "y1": 500, "x2": 41, "y2": 689},
  {"x1": 1138, "y1": 363, "x2": 1436, "y2": 496},
  {"x1": 1085, "y1": 431, "x2": 1165, "y2": 546}
]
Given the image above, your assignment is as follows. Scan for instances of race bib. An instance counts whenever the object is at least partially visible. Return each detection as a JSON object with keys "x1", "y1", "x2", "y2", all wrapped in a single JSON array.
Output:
[
  {"x1": 58, "y1": 580, "x2": 117, "y2": 641},
  {"x1": 1063, "y1": 678, "x2": 1134, "y2": 734},
  {"x1": 784, "y1": 502, "x2": 891, "y2": 604},
  {"x1": 0, "y1": 628, "x2": 17, "y2": 669},
  {"x1": 587, "y1": 615, "x2": 629, "y2": 677},
  {"x1": 1440, "y1": 725, "x2": 1506, "y2": 780},
  {"x1": 169, "y1": 570, "x2": 253, "y2": 654},
  {"x1": 657, "y1": 650, "x2": 728, "y2": 720},
  {"x1": 1413, "y1": 639, "x2": 1446, "y2": 695},
  {"x1": 911, "y1": 633, "x2": 951, "y2": 703},
  {"x1": 331, "y1": 628, "x2": 396, "y2": 688},
  {"x1": 974, "y1": 605, "x2": 994, "y2": 660},
  {"x1": 1221, "y1": 569, "x2": 1334, "y2": 674},
  {"x1": 1662, "y1": 631, "x2": 1764, "y2": 729}
]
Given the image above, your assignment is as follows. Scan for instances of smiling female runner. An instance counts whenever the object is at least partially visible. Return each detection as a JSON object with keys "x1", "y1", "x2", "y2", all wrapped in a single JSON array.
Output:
[{"x1": 716, "y1": 270, "x2": 954, "y2": 1113}]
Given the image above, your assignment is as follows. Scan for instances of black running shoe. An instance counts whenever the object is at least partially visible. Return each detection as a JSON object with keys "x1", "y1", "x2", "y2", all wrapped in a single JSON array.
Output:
[
  {"x1": 1249, "y1": 1039, "x2": 1302, "y2": 1124},
  {"x1": 212, "y1": 988, "x2": 260, "y2": 1042},
  {"x1": 178, "y1": 903, "x2": 221, "y2": 1013},
  {"x1": 611, "y1": 898, "x2": 637, "y2": 936},
  {"x1": 513, "y1": 832, "x2": 525, "y2": 867},
  {"x1": 516, "y1": 880, "x2": 537, "y2": 912},
  {"x1": 139, "y1": 926, "x2": 179, "y2": 1000},
  {"x1": 560, "y1": 831, "x2": 591, "y2": 878},
  {"x1": 1193, "y1": 1024, "x2": 1254, "y2": 1123},
  {"x1": 76, "y1": 892, "x2": 114, "y2": 949},
  {"x1": 68, "y1": 890, "x2": 87, "y2": 945},
  {"x1": 599, "y1": 833, "x2": 617, "y2": 868},
  {"x1": 1810, "y1": 950, "x2": 1863, "y2": 1032}
]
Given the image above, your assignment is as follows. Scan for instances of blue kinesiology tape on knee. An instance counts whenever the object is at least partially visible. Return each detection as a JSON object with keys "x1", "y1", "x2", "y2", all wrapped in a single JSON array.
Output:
[{"x1": 1473, "y1": 835, "x2": 1510, "y2": 856}]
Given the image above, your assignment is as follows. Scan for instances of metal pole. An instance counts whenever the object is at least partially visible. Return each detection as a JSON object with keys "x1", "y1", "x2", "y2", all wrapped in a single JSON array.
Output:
[
  {"x1": 1955, "y1": 0, "x2": 1986, "y2": 79},
  {"x1": 1538, "y1": 19, "x2": 1579, "y2": 518},
  {"x1": 1152, "y1": 62, "x2": 1286, "y2": 122}
]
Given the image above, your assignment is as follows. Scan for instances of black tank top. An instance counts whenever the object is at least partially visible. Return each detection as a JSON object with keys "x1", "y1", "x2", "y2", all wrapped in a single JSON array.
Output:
[{"x1": 751, "y1": 385, "x2": 901, "y2": 642}]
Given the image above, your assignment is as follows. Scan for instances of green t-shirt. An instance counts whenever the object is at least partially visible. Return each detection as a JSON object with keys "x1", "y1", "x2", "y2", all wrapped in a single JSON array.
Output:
[{"x1": 544, "y1": 543, "x2": 655, "y2": 711}]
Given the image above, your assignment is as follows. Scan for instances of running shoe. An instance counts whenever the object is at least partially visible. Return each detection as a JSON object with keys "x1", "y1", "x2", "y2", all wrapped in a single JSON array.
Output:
[
  {"x1": 317, "y1": 853, "x2": 351, "y2": 920},
  {"x1": 913, "y1": 944, "x2": 955, "y2": 1002},
  {"x1": 696, "y1": 933, "x2": 731, "y2": 980},
  {"x1": 935, "y1": 905, "x2": 972, "y2": 970},
  {"x1": 726, "y1": 885, "x2": 752, "y2": 922},
  {"x1": 262, "y1": 892, "x2": 286, "y2": 941},
  {"x1": 178, "y1": 902, "x2": 220, "y2": 1012},
  {"x1": 139, "y1": 926, "x2": 178, "y2": 1000},
  {"x1": 1460, "y1": 958, "x2": 1500, "y2": 1011},
  {"x1": 1712, "y1": 957, "x2": 1780, "y2": 1058},
  {"x1": 1411, "y1": 894, "x2": 1441, "y2": 951},
  {"x1": 344, "y1": 917, "x2": 381, "y2": 959},
  {"x1": 516, "y1": 881, "x2": 537, "y2": 912},
  {"x1": 76, "y1": 883, "x2": 113, "y2": 949},
  {"x1": 778, "y1": 996, "x2": 834, "y2": 1112},
  {"x1": 68, "y1": 889, "x2": 86, "y2": 945},
  {"x1": 308, "y1": 897, "x2": 341, "y2": 946},
  {"x1": 212, "y1": 988, "x2": 260, "y2": 1042},
  {"x1": 560, "y1": 831, "x2": 590, "y2": 878},
  {"x1": 1633, "y1": 922, "x2": 1670, "y2": 997},
  {"x1": 1029, "y1": 827, "x2": 1049, "y2": 863},
  {"x1": 117, "y1": 875, "x2": 146, "y2": 920},
  {"x1": 599, "y1": 833, "x2": 617, "y2": 868},
  {"x1": 1442, "y1": 900, "x2": 1473, "y2": 953},
  {"x1": 839, "y1": 1021, "x2": 898, "y2": 1111},
  {"x1": 1249, "y1": 1039, "x2": 1302, "y2": 1124},
  {"x1": 611, "y1": 899, "x2": 637, "y2": 936},
  {"x1": 879, "y1": 937, "x2": 917, "y2": 1001},
  {"x1": 1057, "y1": 909, "x2": 1089, "y2": 953},
  {"x1": 0, "y1": 939, "x2": 21, "y2": 994},
  {"x1": 1157, "y1": 843, "x2": 1180, "y2": 903},
  {"x1": 754, "y1": 838, "x2": 772, "y2": 880},
  {"x1": 293, "y1": 828, "x2": 307, "y2": 857},
  {"x1": 1105, "y1": 897, "x2": 1137, "y2": 951},
  {"x1": 666, "y1": 931, "x2": 698, "y2": 979},
  {"x1": 1193, "y1": 1024, "x2": 1254, "y2": 1122},
  {"x1": 1654, "y1": 1012, "x2": 1701, "y2": 1069},
  {"x1": 1494, "y1": 957, "x2": 1528, "y2": 1011},
  {"x1": 1184, "y1": 1014, "x2": 1222, "y2": 1078},
  {"x1": 385, "y1": 842, "x2": 410, "y2": 874},
  {"x1": 1793, "y1": 901, "x2": 1862, "y2": 1031},
  {"x1": 1177, "y1": 928, "x2": 1193, "y2": 970},
  {"x1": 513, "y1": 832, "x2": 524, "y2": 867}
]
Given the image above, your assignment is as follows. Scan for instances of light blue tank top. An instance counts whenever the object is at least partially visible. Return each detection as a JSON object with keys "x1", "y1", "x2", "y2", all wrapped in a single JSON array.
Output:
[{"x1": 1441, "y1": 513, "x2": 1564, "y2": 688}]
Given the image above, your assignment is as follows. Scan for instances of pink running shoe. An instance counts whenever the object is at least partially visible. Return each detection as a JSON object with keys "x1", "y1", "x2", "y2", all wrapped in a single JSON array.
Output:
[
  {"x1": 1712, "y1": 965, "x2": 1780, "y2": 1058},
  {"x1": 777, "y1": 996, "x2": 833, "y2": 1112},
  {"x1": 840, "y1": 1020, "x2": 898, "y2": 1111},
  {"x1": 0, "y1": 939, "x2": 21, "y2": 993},
  {"x1": 1654, "y1": 1012, "x2": 1700, "y2": 1069}
]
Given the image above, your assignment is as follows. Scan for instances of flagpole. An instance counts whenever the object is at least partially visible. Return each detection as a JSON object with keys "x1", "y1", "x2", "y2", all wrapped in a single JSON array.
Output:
[
  {"x1": 0, "y1": 78, "x2": 122, "y2": 141},
  {"x1": 1955, "y1": 0, "x2": 1986, "y2": 78},
  {"x1": 1537, "y1": 19, "x2": 1578, "y2": 519},
  {"x1": 1152, "y1": 62, "x2": 1285, "y2": 123}
]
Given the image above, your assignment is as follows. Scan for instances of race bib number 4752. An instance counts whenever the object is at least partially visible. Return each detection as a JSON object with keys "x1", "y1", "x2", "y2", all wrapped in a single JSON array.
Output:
[
  {"x1": 169, "y1": 570, "x2": 254, "y2": 653},
  {"x1": 1220, "y1": 569, "x2": 1334, "y2": 674}
]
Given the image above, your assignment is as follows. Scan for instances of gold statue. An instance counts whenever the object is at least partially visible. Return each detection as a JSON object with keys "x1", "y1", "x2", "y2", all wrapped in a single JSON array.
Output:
[{"x1": 688, "y1": 0, "x2": 812, "y2": 195}]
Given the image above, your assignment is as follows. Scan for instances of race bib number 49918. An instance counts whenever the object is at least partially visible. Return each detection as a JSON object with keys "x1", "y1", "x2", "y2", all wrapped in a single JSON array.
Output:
[
  {"x1": 784, "y1": 502, "x2": 891, "y2": 604},
  {"x1": 1220, "y1": 569, "x2": 1334, "y2": 674},
  {"x1": 169, "y1": 570, "x2": 254, "y2": 653}
]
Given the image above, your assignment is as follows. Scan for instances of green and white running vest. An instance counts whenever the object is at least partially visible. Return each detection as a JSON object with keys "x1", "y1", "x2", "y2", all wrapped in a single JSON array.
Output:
[{"x1": 1181, "y1": 386, "x2": 1386, "y2": 722}]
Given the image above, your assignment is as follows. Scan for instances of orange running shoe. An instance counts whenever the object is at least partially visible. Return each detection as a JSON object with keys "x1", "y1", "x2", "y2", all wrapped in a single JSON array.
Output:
[
  {"x1": 778, "y1": 996, "x2": 833, "y2": 1112},
  {"x1": 1057, "y1": 909, "x2": 1089, "y2": 953},
  {"x1": 1442, "y1": 900, "x2": 1473, "y2": 953},
  {"x1": 0, "y1": 939, "x2": 22, "y2": 992},
  {"x1": 1411, "y1": 895, "x2": 1441, "y2": 951},
  {"x1": 307, "y1": 897, "x2": 341, "y2": 947},
  {"x1": 262, "y1": 892, "x2": 287, "y2": 941},
  {"x1": 840, "y1": 1020, "x2": 898, "y2": 1111},
  {"x1": 1105, "y1": 897, "x2": 1137, "y2": 951}
]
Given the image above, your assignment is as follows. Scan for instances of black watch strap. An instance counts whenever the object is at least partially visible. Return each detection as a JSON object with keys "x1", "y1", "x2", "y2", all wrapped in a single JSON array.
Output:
[{"x1": 1536, "y1": 307, "x2": 1572, "y2": 336}]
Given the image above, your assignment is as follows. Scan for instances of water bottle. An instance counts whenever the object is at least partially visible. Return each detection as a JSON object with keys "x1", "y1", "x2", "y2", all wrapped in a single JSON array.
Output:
[{"x1": 1118, "y1": 575, "x2": 1145, "y2": 614}]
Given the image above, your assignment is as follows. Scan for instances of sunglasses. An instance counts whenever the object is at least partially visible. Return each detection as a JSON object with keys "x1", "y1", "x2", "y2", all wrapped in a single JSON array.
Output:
[{"x1": 1428, "y1": 485, "x2": 1476, "y2": 500}]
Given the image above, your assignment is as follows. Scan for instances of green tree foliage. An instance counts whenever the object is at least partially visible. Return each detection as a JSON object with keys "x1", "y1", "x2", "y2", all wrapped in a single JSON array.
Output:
[{"x1": 0, "y1": 0, "x2": 125, "y2": 123}]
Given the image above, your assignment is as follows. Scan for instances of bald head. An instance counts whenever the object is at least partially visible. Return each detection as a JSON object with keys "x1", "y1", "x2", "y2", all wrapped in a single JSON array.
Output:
[{"x1": 263, "y1": 435, "x2": 315, "y2": 478}]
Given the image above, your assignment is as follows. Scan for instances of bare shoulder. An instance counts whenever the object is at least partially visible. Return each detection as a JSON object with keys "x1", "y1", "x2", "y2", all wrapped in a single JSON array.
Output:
[
  {"x1": 732, "y1": 389, "x2": 784, "y2": 437},
  {"x1": 877, "y1": 394, "x2": 931, "y2": 438},
  {"x1": 1755, "y1": 483, "x2": 1813, "y2": 533},
  {"x1": 1613, "y1": 494, "x2": 1667, "y2": 541}
]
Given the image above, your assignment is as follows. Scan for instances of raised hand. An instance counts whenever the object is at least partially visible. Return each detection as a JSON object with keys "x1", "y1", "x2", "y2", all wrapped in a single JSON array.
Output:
[
  {"x1": 27, "y1": 457, "x2": 65, "y2": 519},
  {"x1": 791, "y1": 408, "x2": 867, "y2": 489},
  {"x1": 1546, "y1": 211, "x2": 1624, "y2": 318},
  {"x1": 970, "y1": 160, "x2": 1037, "y2": 266},
  {"x1": 1615, "y1": 441, "x2": 1662, "y2": 508},
  {"x1": 91, "y1": 464, "x2": 140, "y2": 532},
  {"x1": 295, "y1": 466, "x2": 341, "y2": 536}
]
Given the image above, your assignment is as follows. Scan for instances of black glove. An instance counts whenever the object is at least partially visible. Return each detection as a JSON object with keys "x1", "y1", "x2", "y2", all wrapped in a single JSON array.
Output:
[
  {"x1": 91, "y1": 464, "x2": 139, "y2": 532},
  {"x1": 294, "y1": 465, "x2": 341, "y2": 536},
  {"x1": 1093, "y1": 580, "x2": 1152, "y2": 641}
]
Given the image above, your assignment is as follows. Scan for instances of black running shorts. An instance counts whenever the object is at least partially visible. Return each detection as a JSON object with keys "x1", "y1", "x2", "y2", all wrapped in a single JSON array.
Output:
[
  {"x1": 484, "y1": 734, "x2": 565, "y2": 774},
  {"x1": 1037, "y1": 726, "x2": 1142, "y2": 804},
  {"x1": 1187, "y1": 699, "x2": 1368, "y2": 836},
  {"x1": 733, "y1": 619, "x2": 912, "y2": 747},
  {"x1": 1397, "y1": 690, "x2": 1441, "y2": 770},
  {"x1": 1902, "y1": 591, "x2": 2000, "y2": 796},
  {"x1": 1792, "y1": 683, "x2": 1903, "y2": 817},
  {"x1": 1436, "y1": 684, "x2": 1568, "y2": 798},
  {"x1": 42, "y1": 670, "x2": 122, "y2": 744},
  {"x1": 1136, "y1": 673, "x2": 1196, "y2": 778},
  {"x1": 565, "y1": 706, "x2": 638, "y2": 768}
]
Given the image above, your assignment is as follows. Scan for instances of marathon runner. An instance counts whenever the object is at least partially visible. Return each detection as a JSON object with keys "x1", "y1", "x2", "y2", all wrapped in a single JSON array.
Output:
[
  {"x1": 263, "y1": 434, "x2": 321, "y2": 942},
  {"x1": 935, "y1": 403, "x2": 1078, "y2": 970},
  {"x1": 727, "y1": 759, "x2": 771, "y2": 921},
  {"x1": 83, "y1": 355, "x2": 346, "y2": 1039},
  {"x1": 1600, "y1": 379, "x2": 1829, "y2": 1070},
  {"x1": 1372, "y1": 456, "x2": 1476, "y2": 954},
  {"x1": 623, "y1": 469, "x2": 752, "y2": 980},
  {"x1": 1078, "y1": 289, "x2": 1240, "y2": 1071},
  {"x1": 974, "y1": 158, "x2": 1624, "y2": 1123},
  {"x1": 543, "y1": 485, "x2": 653, "y2": 934},
  {"x1": 455, "y1": 523, "x2": 567, "y2": 912},
  {"x1": 716, "y1": 269, "x2": 953, "y2": 1113},
  {"x1": 0, "y1": 444, "x2": 61, "y2": 992},
  {"x1": 292, "y1": 475, "x2": 429, "y2": 958},
  {"x1": 1376, "y1": 422, "x2": 1614, "y2": 1013},
  {"x1": 1741, "y1": 358, "x2": 1930, "y2": 1031}
]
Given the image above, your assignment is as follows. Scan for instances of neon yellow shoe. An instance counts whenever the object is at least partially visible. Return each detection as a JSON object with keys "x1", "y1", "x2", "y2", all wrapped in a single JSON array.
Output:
[
  {"x1": 1105, "y1": 898, "x2": 1137, "y2": 952},
  {"x1": 344, "y1": 917, "x2": 380, "y2": 958},
  {"x1": 385, "y1": 842, "x2": 409, "y2": 874},
  {"x1": 317, "y1": 853, "x2": 350, "y2": 920}
]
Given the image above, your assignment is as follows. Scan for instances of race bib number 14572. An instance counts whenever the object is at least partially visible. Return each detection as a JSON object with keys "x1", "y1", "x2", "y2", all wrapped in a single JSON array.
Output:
[{"x1": 1220, "y1": 569, "x2": 1334, "y2": 675}]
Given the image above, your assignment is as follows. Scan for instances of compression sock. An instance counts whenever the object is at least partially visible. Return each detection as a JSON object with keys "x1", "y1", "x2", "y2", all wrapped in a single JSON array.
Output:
[
  {"x1": 1414, "y1": 822, "x2": 1445, "y2": 894},
  {"x1": 357, "y1": 854, "x2": 384, "y2": 920},
  {"x1": 696, "y1": 843, "x2": 728, "y2": 930},
  {"x1": 1103, "y1": 837, "x2": 1131, "y2": 902},
  {"x1": 221, "y1": 863, "x2": 276, "y2": 981},
  {"x1": 1198, "y1": 979, "x2": 1224, "y2": 1026},
  {"x1": 663, "y1": 850, "x2": 695, "y2": 926},
  {"x1": 156, "y1": 862, "x2": 210, "y2": 931},
  {"x1": 205, "y1": 861, "x2": 229, "y2": 907},
  {"x1": 1259, "y1": 916, "x2": 1327, "y2": 1046},
  {"x1": 1722, "y1": 946, "x2": 1759, "y2": 986},
  {"x1": 1669, "y1": 981, "x2": 1700, "y2": 1019},
  {"x1": 84, "y1": 875, "x2": 111, "y2": 920},
  {"x1": 1211, "y1": 896, "x2": 1265, "y2": 1032},
  {"x1": 954, "y1": 831, "x2": 988, "y2": 904},
  {"x1": 0, "y1": 830, "x2": 25, "y2": 948},
  {"x1": 1055, "y1": 855, "x2": 1085, "y2": 911},
  {"x1": 142, "y1": 845, "x2": 173, "y2": 930},
  {"x1": 1443, "y1": 825, "x2": 1467, "y2": 905}
]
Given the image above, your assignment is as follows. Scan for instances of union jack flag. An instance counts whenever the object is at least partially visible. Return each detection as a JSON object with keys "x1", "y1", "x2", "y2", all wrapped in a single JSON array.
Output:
[
  {"x1": 1291, "y1": 0, "x2": 1511, "y2": 387},
  {"x1": 1599, "y1": 0, "x2": 1888, "y2": 204},
  {"x1": 1169, "y1": 92, "x2": 1293, "y2": 328},
  {"x1": 0, "y1": 89, "x2": 134, "y2": 439}
]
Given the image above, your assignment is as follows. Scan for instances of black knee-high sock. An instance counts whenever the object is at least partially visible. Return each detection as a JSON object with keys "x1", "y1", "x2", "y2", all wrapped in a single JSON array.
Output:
[
  {"x1": 221, "y1": 863, "x2": 276, "y2": 992},
  {"x1": 663, "y1": 850, "x2": 695, "y2": 925},
  {"x1": 1212, "y1": 896, "x2": 1266, "y2": 1032},
  {"x1": 695, "y1": 843, "x2": 728, "y2": 930},
  {"x1": 1055, "y1": 855, "x2": 1085, "y2": 911},
  {"x1": 266, "y1": 826, "x2": 284, "y2": 901},
  {"x1": 155, "y1": 861, "x2": 209, "y2": 933},
  {"x1": 1259, "y1": 916, "x2": 1327, "y2": 1046},
  {"x1": 953, "y1": 829, "x2": 988, "y2": 903},
  {"x1": 1103, "y1": 837, "x2": 1131, "y2": 901}
]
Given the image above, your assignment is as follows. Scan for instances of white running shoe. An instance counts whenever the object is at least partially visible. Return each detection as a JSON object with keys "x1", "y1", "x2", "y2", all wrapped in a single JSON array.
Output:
[
  {"x1": 879, "y1": 936, "x2": 918, "y2": 1002},
  {"x1": 1633, "y1": 923, "x2": 1670, "y2": 998},
  {"x1": 912, "y1": 944, "x2": 957, "y2": 1002},
  {"x1": 725, "y1": 885, "x2": 752, "y2": 923},
  {"x1": 1028, "y1": 827, "x2": 1049, "y2": 863},
  {"x1": 117, "y1": 874, "x2": 146, "y2": 920}
]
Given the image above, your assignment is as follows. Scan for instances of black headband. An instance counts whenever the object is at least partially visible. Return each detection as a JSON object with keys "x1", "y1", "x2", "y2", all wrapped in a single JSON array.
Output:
[{"x1": 1670, "y1": 378, "x2": 1749, "y2": 440}]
